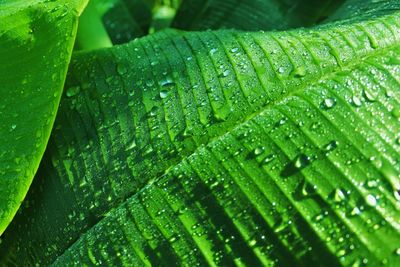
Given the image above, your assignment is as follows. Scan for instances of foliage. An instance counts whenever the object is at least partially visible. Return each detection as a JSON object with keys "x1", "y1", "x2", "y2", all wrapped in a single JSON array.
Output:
[{"x1": 0, "y1": 0, "x2": 399, "y2": 266}]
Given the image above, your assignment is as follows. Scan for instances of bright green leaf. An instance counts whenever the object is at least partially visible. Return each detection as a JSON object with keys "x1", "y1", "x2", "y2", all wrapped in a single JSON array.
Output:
[{"x1": 0, "y1": 0, "x2": 88, "y2": 235}]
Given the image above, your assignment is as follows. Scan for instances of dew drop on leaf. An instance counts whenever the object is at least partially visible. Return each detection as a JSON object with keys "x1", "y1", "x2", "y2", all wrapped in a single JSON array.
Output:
[
  {"x1": 277, "y1": 66, "x2": 285, "y2": 74},
  {"x1": 323, "y1": 140, "x2": 339, "y2": 153},
  {"x1": 350, "y1": 206, "x2": 361, "y2": 216},
  {"x1": 263, "y1": 154, "x2": 276, "y2": 164},
  {"x1": 249, "y1": 239, "x2": 257, "y2": 247},
  {"x1": 160, "y1": 77, "x2": 175, "y2": 87},
  {"x1": 323, "y1": 98, "x2": 336, "y2": 109},
  {"x1": 333, "y1": 188, "x2": 346, "y2": 202},
  {"x1": 146, "y1": 79, "x2": 155, "y2": 87},
  {"x1": 294, "y1": 154, "x2": 311, "y2": 169},
  {"x1": 117, "y1": 64, "x2": 127, "y2": 75},
  {"x1": 336, "y1": 249, "x2": 346, "y2": 257},
  {"x1": 363, "y1": 89, "x2": 377, "y2": 102},
  {"x1": 66, "y1": 86, "x2": 80, "y2": 97},
  {"x1": 394, "y1": 189, "x2": 400, "y2": 201},
  {"x1": 160, "y1": 89, "x2": 168, "y2": 99},
  {"x1": 253, "y1": 146, "x2": 265, "y2": 156},
  {"x1": 392, "y1": 107, "x2": 400, "y2": 119},
  {"x1": 125, "y1": 139, "x2": 137, "y2": 151},
  {"x1": 365, "y1": 194, "x2": 377, "y2": 206},
  {"x1": 149, "y1": 106, "x2": 158, "y2": 117},
  {"x1": 352, "y1": 95, "x2": 362, "y2": 107},
  {"x1": 221, "y1": 69, "x2": 230, "y2": 77},
  {"x1": 209, "y1": 48, "x2": 217, "y2": 55},
  {"x1": 366, "y1": 179, "x2": 378, "y2": 188},
  {"x1": 281, "y1": 153, "x2": 311, "y2": 177},
  {"x1": 300, "y1": 180, "x2": 317, "y2": 197}
]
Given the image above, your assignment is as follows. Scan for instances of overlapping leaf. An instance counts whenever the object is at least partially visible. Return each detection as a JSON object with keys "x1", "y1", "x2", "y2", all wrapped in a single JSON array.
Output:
[{"x1": 0, "y1": 0, "x2": 88, "y2": 235}]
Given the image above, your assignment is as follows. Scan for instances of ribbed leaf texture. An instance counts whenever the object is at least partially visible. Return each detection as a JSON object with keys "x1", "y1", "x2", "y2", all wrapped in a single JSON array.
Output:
[{"x1": 1, "y1": 0, "x2": 399, "y2": 266}]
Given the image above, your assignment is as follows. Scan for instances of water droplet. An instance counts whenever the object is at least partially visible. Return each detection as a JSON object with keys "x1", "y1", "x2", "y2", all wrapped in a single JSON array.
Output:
[
  {"x1": 394, "y1": 189, "x2": 400, "y2": 201},
  {"x1": 209, "y1": 48, "x2": 217, "y2": 55},
  {"x1": 314, "y1": 212, "x2": 326, "y2": 222},
  {"x1": 160, "y1": 90, "x2": 168, "y2": 99},
  {"x1": 263, "y1": 154, "x2": 276, "y2": 164},
  {"x1": 149, "y1": 106, "x2": 158, "y2": 117},
  {"x1": 365, "y1": 194, "x2": 377, "y2": 206},
  {"x1": 126, "y1": 139, "x2": 137, "y2": 151},
  {"x1": 253, "y1": 146, "x2": 265, "y2": 156},
  {"x1": 363, "y1": 89, "x2": 377, "y2": 102},
  {"x1": 117, "y1": 64, "x2": 127, "y2": 75},
  {"x1": 168, "y1": 235, "x2": 178, "y2": 243},
  {"x1": 278, "y1": 117, "x2": 288, "y2": 126},
  {"x1": 10, "y1": 124, "x2": 17, "y2": 131},
  {"x1": 366, "y1": 179, "x2": 378, "y2": 188},
  {"x1": 333, "y1": 188, "x2": 346, "y2": 202},
  {"x1": 350, "y1": 207, "x2": 361, "y2": 216},
  {"x1": 146, "y1": 79, "x2": 155, "y2": 87},
  {"x1": 395, "y1": 248, "x2": 400, "y2": 255},
  {"x1": 392, "y1": 108, "x2": 400, "y2": 119},
  {"x1": 323, "y1": 140, "x2": 339, "y2": 153},
  {"x1": 277, "y1": 66, "x2": 285, "y2": 74},
  {"x1": 160, "y1": 77, "x2": 175, "y2": 87},
  {"x1": 369, "y1": 156, "x2": 383, "y2": 169},
  {"x1": 249, "y1": 239, "x2": 257, "y2": 247},
  {"x1": 281, "y1": 153, "x2": 311, "y2": 177},
  {"x1": 230, "y1": 47, "x2": 239, "y2": 53},
  {"x1": 221, "y1": 69, "x2": 230, "y2": 77},
  {"x1": 294, "y1": 154, "x2": 311, "y2": 169},
  {"x1": 66, "y1": 86, "x2": 80, "y2": 97},
  {"x1": 299, "y1": 181, "x2": 317, "y2": 197},
  {"x1": 337, "y1": 249, "x2": 346, "y2": 257},
  {"x1": 352, "y1": 95, "x2": 362, "y2": 107},
  {"x1": 323, "y1": 98, "x2": 336, "y2": 109}
]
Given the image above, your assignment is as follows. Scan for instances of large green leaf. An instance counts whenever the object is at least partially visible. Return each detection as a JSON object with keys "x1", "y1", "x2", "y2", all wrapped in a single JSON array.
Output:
[
  {"x1": 2, "y1": 0, "x2": 400, "y2": 266},
  {"x1": 0, "y1": 0, "x2": 88, "y2": 235}
]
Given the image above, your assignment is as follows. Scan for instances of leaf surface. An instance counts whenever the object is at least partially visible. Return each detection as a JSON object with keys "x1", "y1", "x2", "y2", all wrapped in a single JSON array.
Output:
[
  {"x1": 1, "y1": 0, "x2": 400, "y2": 266},
  {"x1": 0, "y1": 0, "x2": 88, "y2": 235},
  {"x1": 172, "y1": 0, "x2": 344, "y2": 31}
]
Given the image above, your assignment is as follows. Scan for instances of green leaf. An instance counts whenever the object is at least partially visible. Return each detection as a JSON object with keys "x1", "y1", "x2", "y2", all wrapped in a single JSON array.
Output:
[
  {"x1": 75, "y1": 0, "x2": 178, "y2": 49},
  {"x1": 2, "y1": 0, "x2": 400, "y2": 266},
  {"x1": 101, "y1": 0, "x2": 153, "y2": 44},
  {"x1": 172, "y1": 0, "x2": 345, "y2": 31},
  {"x1": 76, "y1": 0, "x2": 113, "y2": 51},
  {"x1": 0, "y1": 0, "x2": 88, "y2": 235}
]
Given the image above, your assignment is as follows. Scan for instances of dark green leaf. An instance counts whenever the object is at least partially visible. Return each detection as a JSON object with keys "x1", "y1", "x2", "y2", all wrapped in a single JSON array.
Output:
[{"x1": 172, "y1": 0, "x2": 344, "y2": 31}]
